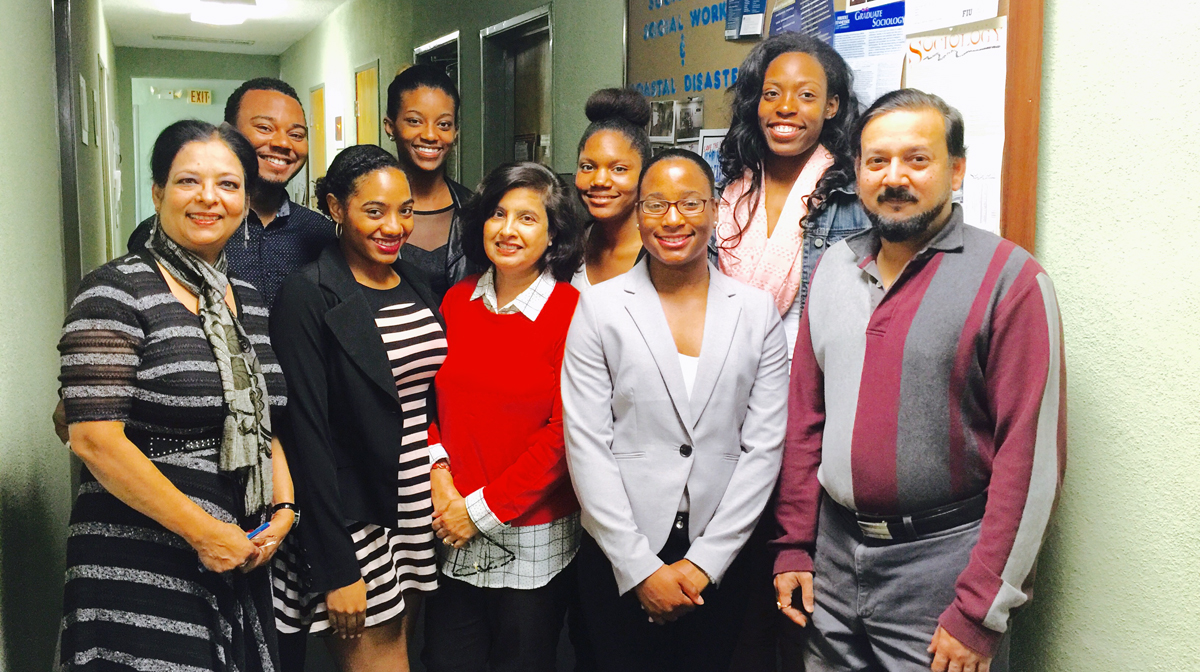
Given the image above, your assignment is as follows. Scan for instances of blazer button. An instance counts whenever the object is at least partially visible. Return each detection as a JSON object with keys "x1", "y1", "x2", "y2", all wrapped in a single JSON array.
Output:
[{"x1": 679, "y1": 444, "x2": 692, "y2": 457}]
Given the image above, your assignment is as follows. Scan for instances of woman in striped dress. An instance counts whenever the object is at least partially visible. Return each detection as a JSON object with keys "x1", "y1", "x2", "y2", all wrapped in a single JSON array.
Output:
[
  {"x1": 270, "y1": 145, "x2": 443, "y2": 671},
  {"x1": 57, "y1": 119, "x2": 295, "y2": 671}
]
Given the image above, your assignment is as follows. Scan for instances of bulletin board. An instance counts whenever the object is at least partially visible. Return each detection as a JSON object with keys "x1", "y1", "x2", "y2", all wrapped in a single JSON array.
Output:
[{"x1": 626, "y1": 0, "x2": 1043, "y2": 250}]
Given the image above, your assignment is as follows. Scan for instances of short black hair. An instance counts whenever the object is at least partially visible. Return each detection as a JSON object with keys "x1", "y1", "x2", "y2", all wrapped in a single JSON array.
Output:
[
  {"x1": 224, "y1": 77, "x2": 304, "y2": 125},
  {"x1": 386, "y1": 64, "x2": 461, "y2": 123},
  {"x1": 461, "y1": 162, "x2": 586, "y2": 283},
  {"x1": 854, "y1": 88, "x2": 967, "y2": 159},
  {"x1": 577, "y1": 88, "x2": 652, "y2": 167},
  {"x1": 150, "y1": 119, "x2": 258, "y2": 190},
  {"x1": 313, "y1": 144, "x2": 403, "y2": 218},
  {"x1": 638, "y1": 148, "x2": 716, "y2": 197}
]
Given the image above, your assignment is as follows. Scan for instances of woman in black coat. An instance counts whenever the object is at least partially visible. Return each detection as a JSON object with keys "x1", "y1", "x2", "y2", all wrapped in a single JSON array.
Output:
[{"x1": 270, "y1": 145, "x2": 446, "y2": 672}]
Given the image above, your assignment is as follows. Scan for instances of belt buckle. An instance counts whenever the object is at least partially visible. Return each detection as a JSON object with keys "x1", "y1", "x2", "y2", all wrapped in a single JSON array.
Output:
[{"x1": 856, "y1": 518, "x2": 893, "y2": 540}]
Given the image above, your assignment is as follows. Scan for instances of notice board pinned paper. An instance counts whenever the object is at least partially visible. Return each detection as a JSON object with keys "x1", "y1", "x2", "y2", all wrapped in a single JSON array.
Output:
[
  {"x1": 834, "y1": 0, "x2": 905, "y2": 106},
  {"x1": 905, "y1": 16, "x2": 1007, "y2": 233},
  {"x1": 904, "y1": 0, "x2": 998, "y2": 35}
]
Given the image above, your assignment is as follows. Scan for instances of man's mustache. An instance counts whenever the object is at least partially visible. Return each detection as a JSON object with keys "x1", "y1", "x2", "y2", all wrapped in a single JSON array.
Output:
[{"x1": 877, "y1": 186, "x2": 918, "y2": 204}]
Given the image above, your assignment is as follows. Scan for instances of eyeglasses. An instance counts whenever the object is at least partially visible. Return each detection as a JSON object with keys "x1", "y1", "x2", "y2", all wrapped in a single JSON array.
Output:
[
  {"x1": 639, "y1": 198, "x2": 710, "y2": 217},
  {"x1": 447, "y1": 534, "x2": 516, "y2": 577}
]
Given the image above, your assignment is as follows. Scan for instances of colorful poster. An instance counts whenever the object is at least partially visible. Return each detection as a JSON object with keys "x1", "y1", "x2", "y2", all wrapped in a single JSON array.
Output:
[
  {"x1": 699, "y1": 128, "x2": 728, "y2": 185},
  {"x1": 905, "y1": 17, "x2": 1007, "y2": 233},
  {"x1": 834, "y1": 0, "x2": 905, "y2": 105}
]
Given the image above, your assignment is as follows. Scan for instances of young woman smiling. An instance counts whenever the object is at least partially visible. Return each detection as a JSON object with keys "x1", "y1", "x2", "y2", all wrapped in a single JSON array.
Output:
[
  {"x1": 270, "y1": 145, "x2": 446, "y2": 672},
  {"x1": 384, "y1": 65, "x2": 482, "y2": 300},
  {"x1": 572, "y1": 88, "x2": 652, "y2": 290},
  {"x1": 420, "y1": 162, "x2": 586, "y2": 672},
  {"x1": 562, "y1": 150, "x2": 789, "y2": 672},
  {"x1": 717, "y1": 34, "x2": 870, "y2": 671}
]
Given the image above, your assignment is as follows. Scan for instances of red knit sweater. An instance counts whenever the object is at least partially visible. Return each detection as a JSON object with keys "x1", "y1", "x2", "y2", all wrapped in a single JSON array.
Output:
[{"x1": 429, "y1": 277, "x2": 581, "y2": 527}]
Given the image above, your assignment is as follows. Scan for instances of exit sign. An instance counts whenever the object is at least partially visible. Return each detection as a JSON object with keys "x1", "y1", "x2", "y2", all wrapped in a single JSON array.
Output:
[{"x1": 189, "y1": 90, "x2": 212, "y2": 105}]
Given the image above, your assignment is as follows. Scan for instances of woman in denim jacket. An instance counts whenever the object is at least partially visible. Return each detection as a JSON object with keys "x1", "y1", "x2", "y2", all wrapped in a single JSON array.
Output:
[
  {"x1": 716, "y1": 34, "x2": 869, "y2": 362},
  {"x1": 715, "y1": 33, "x2": 869, "y2": 672}
]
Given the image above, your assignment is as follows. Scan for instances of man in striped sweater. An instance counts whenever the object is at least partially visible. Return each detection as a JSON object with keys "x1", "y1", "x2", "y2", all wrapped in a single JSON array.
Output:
[{"x1": 772, "y1": 89, "x2": 1066, "y2": 672}]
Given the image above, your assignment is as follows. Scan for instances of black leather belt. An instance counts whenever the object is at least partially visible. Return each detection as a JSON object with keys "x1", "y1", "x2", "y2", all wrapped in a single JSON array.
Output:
[{"x1": 826, "y1": 490, "x2": 987, "y2": 543}]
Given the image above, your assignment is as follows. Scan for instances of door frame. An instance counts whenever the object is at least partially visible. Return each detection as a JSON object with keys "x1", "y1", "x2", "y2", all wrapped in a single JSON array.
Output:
[
  {"x1": 414, "y1": 31, "x2": 462, "y2": 183},
  {"x1": 354, "y1": 59, "x2": 381, "y2": 147},
  {"x1": 479, "y1": 4, "x2": 552, "y2": 174}
]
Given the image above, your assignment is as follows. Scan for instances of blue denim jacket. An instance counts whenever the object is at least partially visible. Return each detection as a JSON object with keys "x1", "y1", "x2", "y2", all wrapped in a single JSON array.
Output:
[{"x1": 796, "y1": 185, "x2": 871, "y2": 313}]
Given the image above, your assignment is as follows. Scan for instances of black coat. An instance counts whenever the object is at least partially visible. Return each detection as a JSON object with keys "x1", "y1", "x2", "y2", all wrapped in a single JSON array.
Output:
[{"x1": 270, "y1": 243, "x2": 445, "y2": 593}]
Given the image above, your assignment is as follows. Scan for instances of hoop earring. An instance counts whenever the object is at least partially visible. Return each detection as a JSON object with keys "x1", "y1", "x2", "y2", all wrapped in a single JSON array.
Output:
[{"x1": 334, "y1": 220, "x2": 342, "y2": 237}]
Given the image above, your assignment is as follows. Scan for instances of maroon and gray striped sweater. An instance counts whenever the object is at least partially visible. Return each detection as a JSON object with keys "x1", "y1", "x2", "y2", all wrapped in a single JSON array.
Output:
[{"x1": 773, "y1": 205, "x2": 1067, "y2": 655}]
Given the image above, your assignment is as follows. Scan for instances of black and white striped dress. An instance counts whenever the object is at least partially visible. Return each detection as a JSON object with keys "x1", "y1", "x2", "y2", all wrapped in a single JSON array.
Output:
[
  {"x1": 57, "y1": 251, "x2": 287, "y2": 671},
  {"x1": 273, "y1": 281, "x2": 443, "y2": 633}
]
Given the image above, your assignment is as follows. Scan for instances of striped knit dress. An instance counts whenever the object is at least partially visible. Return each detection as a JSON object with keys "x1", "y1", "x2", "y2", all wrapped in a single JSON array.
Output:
[
  {"x1": 273, "y1": 280, "x2": 443, "y2": 633},
  {"x1": 57, "y1": 250, "x2": 287, "y2": 672}
]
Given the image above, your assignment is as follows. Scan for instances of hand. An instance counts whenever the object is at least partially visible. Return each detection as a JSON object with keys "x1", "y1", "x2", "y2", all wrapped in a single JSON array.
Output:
[
  {"x1": 634, "y1": 564, "x2": 703, "y2": 625},
  {"x1": 244, "y1": 508, "x2": 295, "y2": 570},
  {"x1": 430, "y1": 468, "x2": 460, "y2": 517},
  {"x1": 53, "y1": 399, "x2": 69, "y2": 444},
  {"x1": 928, "y1": 626, "x2": 991, "y2": 672},
  {"x1": 671, "y1": 559, "x2": 711, "y2": 595},
  {"x1": 432, "y1": 497, "x2": 478, "y2": 548},
  {"x1": 326, "y1": 579, "x2": 368, "y2": 639},
  {"x1": 190, "y1": 519, "x2": 261, "y2": 573},
  {"x1": 774, "y1": 571, "x2": 815, "y2": 627}
]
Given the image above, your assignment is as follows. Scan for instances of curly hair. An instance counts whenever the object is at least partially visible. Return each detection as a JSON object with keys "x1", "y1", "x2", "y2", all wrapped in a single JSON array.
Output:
[
  {"x1": 313, "y1": 144, "x2": 403, "y2": 218},
  {"x1": 461, "y1": 162, "x2": 586, "y2": 283},
  {"x1": 718, "y1": 33, "x2": 858, "y2": 249}
]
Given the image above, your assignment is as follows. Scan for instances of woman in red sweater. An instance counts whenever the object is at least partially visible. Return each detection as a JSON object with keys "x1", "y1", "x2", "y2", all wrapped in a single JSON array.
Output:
[{"x1": 421, "y1": 162, "x2": 586, "y2": 672}]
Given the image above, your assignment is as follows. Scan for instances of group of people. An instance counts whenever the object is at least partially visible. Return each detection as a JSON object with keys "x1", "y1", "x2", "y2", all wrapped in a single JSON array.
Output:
[{"x1": 54, "y1": 32, "x2": 1065, "y2": 672}]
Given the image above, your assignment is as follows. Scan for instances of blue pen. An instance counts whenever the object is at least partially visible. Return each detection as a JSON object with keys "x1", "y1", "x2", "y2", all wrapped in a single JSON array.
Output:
[{"x1": 247, "y1": 522, "x2": 270, "y2": 539}]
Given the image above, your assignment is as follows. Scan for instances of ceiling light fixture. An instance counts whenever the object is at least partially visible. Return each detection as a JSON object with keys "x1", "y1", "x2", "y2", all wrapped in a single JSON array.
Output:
[{"x1": 189, "y1": 0, "x2": 257, "y2": 26}]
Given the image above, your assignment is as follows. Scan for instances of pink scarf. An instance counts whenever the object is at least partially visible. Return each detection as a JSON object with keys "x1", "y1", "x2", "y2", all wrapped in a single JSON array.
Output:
[{"x1": 716, "y1": 146, "x2": 834, "y2": 315}]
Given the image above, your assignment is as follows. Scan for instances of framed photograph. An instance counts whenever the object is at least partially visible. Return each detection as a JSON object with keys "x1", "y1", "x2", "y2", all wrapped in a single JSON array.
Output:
[
  {"x1": 649, "y1": 100, "x2": 677, "y2": 143},
  {"x1": 513, "y1": 133, "x2": 538, "y2": 162},
  {"x1": 699, "y1": 128, "x2": 728, "y2": 186},
  {"x1": 676, "y1": 96, "x2": 704, "y2": 142}
]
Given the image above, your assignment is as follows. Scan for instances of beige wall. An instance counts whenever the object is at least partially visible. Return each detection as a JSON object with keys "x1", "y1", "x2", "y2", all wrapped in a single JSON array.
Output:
[
  {"x1": 0, "y1": 0, "x2": 73, "y2": 669},
  {"x1": 71, "y1": 0, "x2": 119, "y2": 275},
  {"x1": 1009, "y1": 1, "x2": 1200, "y2": 669}
]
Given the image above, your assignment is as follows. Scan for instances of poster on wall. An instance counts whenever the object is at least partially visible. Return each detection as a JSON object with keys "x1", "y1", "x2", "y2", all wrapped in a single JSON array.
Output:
[
  {"x1": 905, "y1": 16, "x2": 1007, "y2": 233},
  {"x1": 904, "y1": 0, "x2": 998, "y2": 35},
  {"x1": 834, "y1": 0, "x2": 905, "y2": 106},
  {"x1": 771, "y1": 0, "x2": 837, "y2": 42},
  {"x1": 650, "y1": 100, "x2": 677, "y2": 143},
  {"x1": 699, "y1": 128, "x2": 728, "y2": 185}
]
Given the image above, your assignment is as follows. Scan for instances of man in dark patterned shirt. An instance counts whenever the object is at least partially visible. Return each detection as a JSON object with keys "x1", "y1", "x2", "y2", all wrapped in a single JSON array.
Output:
[
  {"x1": 773, "y1": 90, "x2": 1066, "y2": 672},
  {"x1": 128, "y1": 77, "x2": 335, "y2": 308}
]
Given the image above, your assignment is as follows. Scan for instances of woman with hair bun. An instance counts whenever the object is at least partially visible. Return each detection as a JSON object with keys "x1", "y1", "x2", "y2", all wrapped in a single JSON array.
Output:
[
  {"x1": 717, "y1": 34, "x2": 870, "y2": 671},
  {"x1": 572, "y1": 87, "x2": 653, "y2": 290},
  {"x1": 270, "y1": 144, "x2": 445, "y2": 671}
]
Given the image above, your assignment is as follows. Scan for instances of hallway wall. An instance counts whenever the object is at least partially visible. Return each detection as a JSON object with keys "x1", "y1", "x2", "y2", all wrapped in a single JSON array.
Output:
[
  {"x1": 71, "y1": 0, "x2": 118, "y2": 276},
  {"x1": 0, "y1": 0, "x2": 73, "y2": 670},
  {"x1": 280, "y1": 0, "x2": 627, "y2": 188},
  {"x1": 114, "y1": 48, "x2": 281, "y2": 243},
  {"x1": 1009, "y1": 1, "x2": 1200, "y2": 668}
]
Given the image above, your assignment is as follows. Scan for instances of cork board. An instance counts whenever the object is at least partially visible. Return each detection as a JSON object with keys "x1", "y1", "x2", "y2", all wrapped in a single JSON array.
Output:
[{"x1": 625, "y1": 0, "x2": 1044, "y2": 249}]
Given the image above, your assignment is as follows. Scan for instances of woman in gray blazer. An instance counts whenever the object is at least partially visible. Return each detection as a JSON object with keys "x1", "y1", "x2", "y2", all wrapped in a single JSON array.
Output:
[{"x1": 562, "y1": 149, "x2": 790, "y2": 672}]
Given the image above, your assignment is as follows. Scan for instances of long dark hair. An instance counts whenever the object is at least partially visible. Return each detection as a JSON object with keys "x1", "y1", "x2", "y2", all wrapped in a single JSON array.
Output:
[
  {"x1": 718, "y1": 33, "x2": 858, "y2": 248},
  {"x1": 461, "y1": 162, "x2": 586, "y2": 282}
]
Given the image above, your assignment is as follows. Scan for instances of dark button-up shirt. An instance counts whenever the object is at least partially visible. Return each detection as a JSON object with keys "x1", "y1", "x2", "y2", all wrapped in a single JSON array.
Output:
[{"x1": 127, "y1": 198, "x2": 335, "y2": 309}]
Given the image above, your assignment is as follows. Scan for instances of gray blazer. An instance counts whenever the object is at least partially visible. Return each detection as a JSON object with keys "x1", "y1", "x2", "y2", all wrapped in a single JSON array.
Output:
[{"x1": 562, "y1": 260, "x2": 790, "y2": 594}]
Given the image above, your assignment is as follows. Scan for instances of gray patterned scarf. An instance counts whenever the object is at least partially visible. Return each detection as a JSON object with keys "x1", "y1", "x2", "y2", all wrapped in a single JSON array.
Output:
[{"x1": 146, "y1": 217, "x2": 273, "y2": 517}]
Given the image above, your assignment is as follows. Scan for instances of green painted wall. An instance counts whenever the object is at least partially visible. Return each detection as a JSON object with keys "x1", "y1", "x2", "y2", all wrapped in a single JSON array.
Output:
[
  {"x1": 114, "y1": 48, "x2": 280, "y2": 242},
  {"x1": 1008, "y1": 2, "x2": 1200, "y2": 669},
  {"x1": 71, "y1": 0, "x2": 119, "y2": 275},
  {"x1": 0, "y1": 0, "x2": 72, "y2": 670},
  {"x1": 280, "y1": 0, "x2": 627, "y2": 189},
  {"x1": 278, "y1": 0, "x2": 415, "y2": 197}
]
